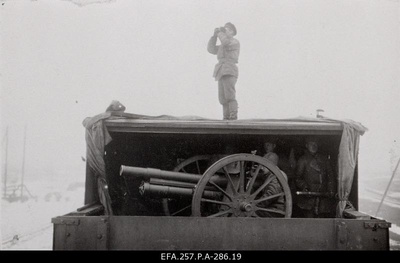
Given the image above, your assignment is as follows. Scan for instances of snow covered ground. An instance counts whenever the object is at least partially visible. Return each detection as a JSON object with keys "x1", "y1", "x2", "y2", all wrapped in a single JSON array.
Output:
[
  {"x1": 1, "y1": 177, "x2": 85, "y2": 250},
  {"x1": 1, "y1": 174, "x2": 399, "y2": 250}
]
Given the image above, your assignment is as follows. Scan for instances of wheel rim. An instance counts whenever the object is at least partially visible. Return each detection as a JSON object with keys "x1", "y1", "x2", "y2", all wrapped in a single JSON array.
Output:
[{"x1": 191, "y1": 153, "x2": 292, "y2": 218}]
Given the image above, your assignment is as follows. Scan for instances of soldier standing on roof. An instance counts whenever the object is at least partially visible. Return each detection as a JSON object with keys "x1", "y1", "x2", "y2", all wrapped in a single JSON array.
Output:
[{"x1": 207, "y1": 22, "x2": 240, "y2": 120}]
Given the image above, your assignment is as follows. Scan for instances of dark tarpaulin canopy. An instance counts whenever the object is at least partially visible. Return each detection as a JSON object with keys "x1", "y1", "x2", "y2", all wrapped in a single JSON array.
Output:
[
  {"x1": 82, "y1": 110, "x2": 367, "y2": 217},
  {"x1": 82, "y1": 112, "x2": 114, "y2": 215},
  {"x1": 278, "y1": 117, "x2": 367, "y2": 217}
]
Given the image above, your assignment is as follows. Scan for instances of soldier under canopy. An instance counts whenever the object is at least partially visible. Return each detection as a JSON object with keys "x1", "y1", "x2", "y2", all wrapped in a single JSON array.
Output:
[
  {"x1": 256, "y1": 138, "x2": 288, "y2": 217},
  {"x1": 295, "y1": 136, "x2": 336, "y2": 218}
]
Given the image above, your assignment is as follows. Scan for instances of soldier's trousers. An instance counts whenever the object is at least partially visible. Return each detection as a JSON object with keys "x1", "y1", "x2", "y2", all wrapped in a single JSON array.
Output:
[{"x1": 218, "y1": 75, "x2": 238, "y2": 120}]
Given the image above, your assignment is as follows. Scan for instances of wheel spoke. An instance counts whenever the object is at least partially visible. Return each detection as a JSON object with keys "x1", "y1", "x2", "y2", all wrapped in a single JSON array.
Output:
[
  {"x1": 238, "y1": 161, "x2": 245, "y2": 193},
  {"x1": 208, "y1": 181, "x2": 234, "y2": 201},
  {"x1": 200, "y1": 198, "x2": 232, "y2": 207},
  {"x1": 250, "y1": 163, "x2": 261, "y2": 177},
  {"x1": 253, "y1": 192, "x2": 285, "y2": 204},
  {"x1": 171, "y1": 205, "x2": 191, "y2": 216},
  {"x1": 222, "y1": 166, "x2": 238, "y2": 195},
  {"x1": 246, "y1": 165, "x2": 262, "y2": 193},
  {"x1": 250, "y1": 212, "x2": 260, "y2": 218},
  {"x1": 196, "y1": 160, "x2": 201, "y2": 174},
  {"x1": 249, "y1": 173, "x2": 273, "y2": 199},
  {"x1": 207, "y1": 208, "x2": 233, "y2": 218},
  {"x1": 255, "y1": 207, "x2": 286, "y2": 215}
]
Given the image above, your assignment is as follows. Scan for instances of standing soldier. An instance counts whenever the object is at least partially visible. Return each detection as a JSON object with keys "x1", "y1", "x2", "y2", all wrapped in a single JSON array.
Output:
[
  {"x1": 207, "y1": 22, "x2": 240, "y2": 120},
  {"x1": 295, "y1": 136, "x2": 335, "y2": 218}
]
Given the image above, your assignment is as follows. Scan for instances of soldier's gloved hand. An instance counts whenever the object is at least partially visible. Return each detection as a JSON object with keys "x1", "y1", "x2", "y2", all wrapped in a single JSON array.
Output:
[{"x1": 214, "y1": 28, "x2": 220, "y2": 36}]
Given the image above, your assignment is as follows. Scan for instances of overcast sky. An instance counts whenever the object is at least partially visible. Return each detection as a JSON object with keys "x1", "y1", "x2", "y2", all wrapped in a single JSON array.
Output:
[{"x1": 0, "y1": 0, "x2": 399, "y2": 184}]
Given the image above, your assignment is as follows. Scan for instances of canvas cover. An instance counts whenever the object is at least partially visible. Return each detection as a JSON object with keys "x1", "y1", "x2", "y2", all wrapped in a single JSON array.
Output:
[{"x1": 82, "y1": 107, "x2": 367, "y2": 217}]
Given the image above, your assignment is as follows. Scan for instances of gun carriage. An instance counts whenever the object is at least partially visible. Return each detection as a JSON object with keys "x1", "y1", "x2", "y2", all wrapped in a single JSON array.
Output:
[
  {"x1": 120, "y1": 153, "x2": 292, "y2": 218},
  {"x1": 52, "y1": 111, "x2": 391, "y2": 250}
]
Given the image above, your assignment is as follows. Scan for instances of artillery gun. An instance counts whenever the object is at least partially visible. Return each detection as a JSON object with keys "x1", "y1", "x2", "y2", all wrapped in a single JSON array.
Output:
[{"x1": 120, "y1": 153, "x2": 292, "y2": 218}]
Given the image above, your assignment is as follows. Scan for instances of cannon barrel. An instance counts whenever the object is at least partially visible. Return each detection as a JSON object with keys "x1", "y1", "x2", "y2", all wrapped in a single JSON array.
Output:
[
  {"x1": 149, "y1": 178, "x2": 217, "y2": 191},
  {"x1": 150, "y1": 178, "x2": 196, "y2": 189},
  {"x1": 121, "y1": 165, "x2": 201, "y2": 183},
  {"x1": 139, "y1": 181, "x2": 222, "y2": 199},
  {"x1": 120, "y1": 165, "x2": 227, "y2": 185}
]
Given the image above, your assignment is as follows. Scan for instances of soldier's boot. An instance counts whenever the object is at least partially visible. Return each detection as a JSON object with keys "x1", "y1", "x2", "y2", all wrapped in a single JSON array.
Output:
[
  {"x1": 229, "y1": 111, "x2": 238, "y2": 120},
  {"x1": 228, "y1": 101, "x2": 238, "y2": 120},
  {"x1": 222, "y1": 104, "x2": 230, "y2": 120}
]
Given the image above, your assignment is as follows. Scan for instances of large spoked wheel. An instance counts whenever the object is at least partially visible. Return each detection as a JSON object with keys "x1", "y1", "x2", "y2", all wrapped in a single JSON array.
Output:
[
  {"x1": 191, "y1": 154, "x2": 292, "y2": 218},
  {"x1": 162, "y1": 155, "x2": 213, "y2": 216}
]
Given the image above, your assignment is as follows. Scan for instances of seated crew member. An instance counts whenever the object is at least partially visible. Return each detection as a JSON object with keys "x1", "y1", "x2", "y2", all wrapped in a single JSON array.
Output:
[{"x1": 256, "y1": 147, "x2": 288, "y2": 217}]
